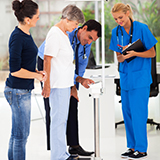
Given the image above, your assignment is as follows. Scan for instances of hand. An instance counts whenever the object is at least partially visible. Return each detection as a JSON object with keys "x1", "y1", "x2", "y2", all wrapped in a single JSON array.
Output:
[
  {"x1": 71, "y1": 85, "x2": 79, "y2": 102},
  {"x1": 125, "y1": 50, "x2": 136, "y2": 59},
  {"x1": 122, "y1": 45, "x2": 129, "y2": 51},
  {"x1": 36, "y1": 70, "x2": 47, "y2": 82},
  {"x1": 117, "y1": 54, "x2": 125, "y2": 63},
  {"x1": 38, "y1": 70, "x2": 47, "y2": 82},
  {"x1": 81, "y1": 78, "x2": 95, "y2": 89},
  {"x1": 42, "y1": 84, "x2": 50, "y2": 98}
]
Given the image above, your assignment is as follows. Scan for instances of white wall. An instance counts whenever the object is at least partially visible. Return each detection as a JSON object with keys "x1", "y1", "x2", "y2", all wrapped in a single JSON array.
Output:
[
  {"x1": 0, "y1": 0, "x2": 84, "y2": 59},
  {"x1": 0, "y1": 0, "x2": 17, "y2": 59}
]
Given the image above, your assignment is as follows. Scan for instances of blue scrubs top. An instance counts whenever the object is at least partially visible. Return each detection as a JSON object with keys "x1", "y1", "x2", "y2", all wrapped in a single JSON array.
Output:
[
  {"x1": 109, "y1": 21, "x2": 157, "y2": 90},
  {"x1": 38, "y1": 28, "x2": 92, "y2": 85}
]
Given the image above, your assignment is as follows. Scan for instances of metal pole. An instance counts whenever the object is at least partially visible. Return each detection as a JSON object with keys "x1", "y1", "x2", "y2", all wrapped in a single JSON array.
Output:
[
  {"x1": 95, "y1": 1, "x2": 100, "y2": 64},
  {"x1": 101, "y1": 0, "x2": 105, "y2": 89},
  {"x1": 94, "y1": 98, "x2": 100, "y2": 158}
]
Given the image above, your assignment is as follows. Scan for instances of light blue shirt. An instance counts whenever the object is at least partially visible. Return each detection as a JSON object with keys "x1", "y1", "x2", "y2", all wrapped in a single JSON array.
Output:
[
  {"x1": 38, "y1": 28, "x2": 92, "y2": 85},
  {"x1": 38, "y1": 41, "x2": 45, "y2": 60},
  {"x1": 109, "y1": 21, "x2": 157, "y2": 90}
]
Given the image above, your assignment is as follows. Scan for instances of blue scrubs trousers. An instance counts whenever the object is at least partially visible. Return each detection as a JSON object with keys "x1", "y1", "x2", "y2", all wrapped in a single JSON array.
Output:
[
  {"x1": 49, "y1": 88, "x2": 70, "y2": 160},
  {"x1": 121, "y1": 87, "x2": 150, "y2": 152}
]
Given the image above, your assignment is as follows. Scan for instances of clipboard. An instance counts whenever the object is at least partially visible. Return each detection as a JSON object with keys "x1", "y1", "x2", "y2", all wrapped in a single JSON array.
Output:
[{"x1": 122, "y1": 39, "x2": 145, "y2": 62}]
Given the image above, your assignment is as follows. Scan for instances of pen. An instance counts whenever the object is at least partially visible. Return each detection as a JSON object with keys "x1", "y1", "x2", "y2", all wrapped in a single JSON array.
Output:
[{"x1": 117, "y1": 44, "x2": 123, "y2": 48}]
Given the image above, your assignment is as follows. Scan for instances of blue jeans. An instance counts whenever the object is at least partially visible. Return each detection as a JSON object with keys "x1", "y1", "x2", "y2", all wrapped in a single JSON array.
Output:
[{"x1": 4, "y1": 86, "x2": 31, "y2": 160}]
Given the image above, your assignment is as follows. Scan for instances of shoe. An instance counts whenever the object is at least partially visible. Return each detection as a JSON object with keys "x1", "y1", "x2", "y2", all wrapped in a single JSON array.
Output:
[
  {"x1": 121, "y1": 149, "x2": 135, "y2": 158},
  {"x1": 69, "y1": 145, "x2": 94, "y2": 156},
  {"x1": 128, "y1": 151, "x2": 147, "y2": 159},
  {"x1": 67, "y1": 155, "x2": 79, "y2": 160}
]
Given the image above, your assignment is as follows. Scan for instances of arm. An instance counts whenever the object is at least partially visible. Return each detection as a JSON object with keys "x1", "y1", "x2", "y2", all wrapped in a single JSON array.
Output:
[
  {"x1": 116, "y1": 46, "x2": 156, "y2": 63},
  {"x1": 75, "y1": 43, "x2": 94, "y2": 88},
  {"x1": 42, "y1": 55, "x2": 52, "y2": 98},
  {"x1": 71, "y1": 85, "x2": 79, "y2": 102},
  {"x1": 11, "y1": 68, "x2": 46, "y2": 81},
  {"x1": 76, "y1": 76, "x2": 94, "y2": 89},
  {"x1": 125, "y1": 46, "x2": 156, "y2": 59},
  {"x1": 71, "y1": 76, "x2": 94, "y2": 101},
  {"x1": 116, "y1": 51, "x2": 125, "y2": 63}
]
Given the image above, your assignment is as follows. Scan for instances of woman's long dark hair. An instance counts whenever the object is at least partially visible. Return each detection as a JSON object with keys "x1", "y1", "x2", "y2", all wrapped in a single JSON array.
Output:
[{"x1": 12, "y1": 0, "x2": 38, "y2": 23}]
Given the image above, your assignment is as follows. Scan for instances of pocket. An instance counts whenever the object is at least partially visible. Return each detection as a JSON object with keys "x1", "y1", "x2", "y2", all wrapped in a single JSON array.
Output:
[
  {"x1": 119, "y1": 71, "x2": 128, "y2": 90},
  {"x1": 16, "y1": 89, "x2": 31, "y2": 95},
  {"x1": 4, "y1": 86, "x2": 12, "y2": 105},
  {"x1": 132, "y1": 69, "x2": 152, "y2": 89},
  {"x1": 16, "y1": 89, "x2": 31, "y2": 108}
]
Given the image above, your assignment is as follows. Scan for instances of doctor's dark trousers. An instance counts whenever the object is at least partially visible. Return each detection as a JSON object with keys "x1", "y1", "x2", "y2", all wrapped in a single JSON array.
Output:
[
  {"x1": 66, "y1": 96, "x2": 79, "y2": 146},
  {"x1": 121, "y1": 86, "x2": 150, "y2": 152}
]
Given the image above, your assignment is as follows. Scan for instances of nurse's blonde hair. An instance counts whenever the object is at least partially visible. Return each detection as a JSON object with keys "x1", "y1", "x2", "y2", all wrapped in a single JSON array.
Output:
[{"x1": 111, "y1": 3, "x2": 134, "y2": 21}]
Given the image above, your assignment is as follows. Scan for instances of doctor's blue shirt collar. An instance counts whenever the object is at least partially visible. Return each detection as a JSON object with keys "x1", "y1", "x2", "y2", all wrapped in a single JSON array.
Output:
[
  {"x1": 74, "y1": 28, "x2": 80, "y2": 45},
  {"x1": 67, "y1": 27, "x2": 81, "y2": 45}
]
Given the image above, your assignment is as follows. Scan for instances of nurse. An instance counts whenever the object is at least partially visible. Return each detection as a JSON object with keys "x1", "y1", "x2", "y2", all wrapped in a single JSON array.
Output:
[{"x1": 109, "y1": 2, "x2": 157, "y2": 160}]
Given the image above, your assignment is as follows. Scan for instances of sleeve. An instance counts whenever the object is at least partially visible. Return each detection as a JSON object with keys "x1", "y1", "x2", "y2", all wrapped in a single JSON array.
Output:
[
  {"x1": 44, "y1": 27, "x2": 60, "y2": 57},
  {"x1": 67, "y1": 31, "x2": 71, "y2": 41},
  {"x1": 68, "y1": 30, "x2": 75, "y2": 46},
  {"x1": 9, "y1": 34, "x2": 23, "y2": 73},
  {"x1": 109, "y1": 27, "x2": 121, "y2": 53},
  {"x1": 38, "y1": 40, "x2": 46, "y2": 60},
  {"x1": 74, "y1": 74, "x2": 78, "y2": 84},
  {"x1": 74, "y1": 43, "x2": 92, "y2": 84},
  {"x1": 141, "y1": 24, "x2": 158, "y2": 50}
]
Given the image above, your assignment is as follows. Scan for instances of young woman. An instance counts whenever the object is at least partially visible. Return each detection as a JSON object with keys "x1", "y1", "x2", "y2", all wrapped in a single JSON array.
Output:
[
  {"x1": 41, "y1": 4, "x2": 84, "y2": 160},
  {"x1": 4, "y1": 0, "x2": 46, "y2": 160},
  {"x1": 109, "y1": 2, "x2": 157, "y2": 160}
]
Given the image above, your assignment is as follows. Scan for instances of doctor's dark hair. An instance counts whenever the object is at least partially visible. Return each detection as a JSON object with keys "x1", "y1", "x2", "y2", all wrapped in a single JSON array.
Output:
[
  {"x1": 111, "y1": 3, "x2": 134, "y2": 21},
  {"x1": 81, "y1": 19, "x2": 101, "y2": 37},
  {"x1": 61, "y1": 4, "x2": 85, "y2": 24},
  {"x1": 12, "y1": 0, "x2": 38, "y2": 23}
]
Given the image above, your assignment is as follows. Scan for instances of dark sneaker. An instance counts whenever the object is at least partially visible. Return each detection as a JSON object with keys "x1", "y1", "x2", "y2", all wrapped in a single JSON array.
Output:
[
  {"x1": 121, "y1": 149, "x2": 135, "y2": 158},
  {"x1": 128, "y1": 151, "x2": 147, "y2": 159}
]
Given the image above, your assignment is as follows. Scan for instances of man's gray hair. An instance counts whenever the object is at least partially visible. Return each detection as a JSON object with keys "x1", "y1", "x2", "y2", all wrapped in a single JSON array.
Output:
[{"x1": 61, "y1": 4, "x2": 85, "y2": 24}]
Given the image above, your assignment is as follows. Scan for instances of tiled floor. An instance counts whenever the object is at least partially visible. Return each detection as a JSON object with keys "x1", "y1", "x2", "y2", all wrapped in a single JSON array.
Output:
[{"x1": 0, "y1": 73, "x2": 160, "y2": 160}]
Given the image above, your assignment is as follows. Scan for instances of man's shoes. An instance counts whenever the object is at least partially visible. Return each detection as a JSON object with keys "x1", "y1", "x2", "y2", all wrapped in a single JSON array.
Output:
[
  {"x1": 121, "y1": 148, "x2": 134, "y2": 158},
  {"x1": 128, "y1": 151, "x2": 147, "y2": 159},
  {"x1": 67, "y1": 155, "x2": 79, "y2": 160},
  {"x1": 69, "y1": 145, "x2": 94, "y2": 156}
]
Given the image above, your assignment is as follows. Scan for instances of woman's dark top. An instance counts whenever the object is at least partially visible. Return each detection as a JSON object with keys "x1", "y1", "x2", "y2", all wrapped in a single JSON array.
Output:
[{"x1": 6, "y1": 26, "x2": 38, "y2": 90}]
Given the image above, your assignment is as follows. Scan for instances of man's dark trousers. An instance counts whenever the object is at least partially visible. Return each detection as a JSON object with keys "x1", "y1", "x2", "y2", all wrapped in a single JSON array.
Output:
[{"x1": 66, "y1": 96, "x2": 79, "y2": 146}]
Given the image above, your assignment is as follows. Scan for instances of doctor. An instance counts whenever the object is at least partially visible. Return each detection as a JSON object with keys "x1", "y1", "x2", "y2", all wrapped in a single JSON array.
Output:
[
  {"x1": 67, "y1": 19, "x2": 101, "y2": 156},
  {"x1": 38, "y1": 19, "x2": 101, "y2": 156},
  {"x1": 109, "y1": 2, "x2": 157, "y2": 160}
]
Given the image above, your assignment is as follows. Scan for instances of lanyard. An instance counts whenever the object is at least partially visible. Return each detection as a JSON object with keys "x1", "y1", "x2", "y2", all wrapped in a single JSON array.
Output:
[{"x1": 116, "y1": 18, "x2": 133, "y2": 49}]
